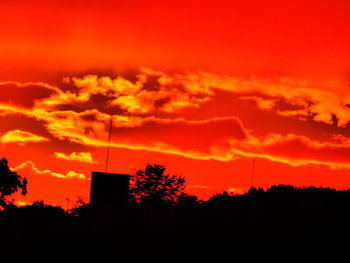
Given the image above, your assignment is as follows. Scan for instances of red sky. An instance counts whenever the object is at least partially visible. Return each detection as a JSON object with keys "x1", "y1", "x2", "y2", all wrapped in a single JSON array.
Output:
[{"x1": 1, "y1": 0, "x2": 350, "y2": 207}]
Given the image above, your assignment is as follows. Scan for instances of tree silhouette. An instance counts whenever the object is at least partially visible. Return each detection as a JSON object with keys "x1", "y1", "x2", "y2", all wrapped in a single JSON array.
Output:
[
  {"x1": 130, "y1": 164, "x2": 186, "y2": 205},
  {"x1": 207, "y1": 191, "x2": 236, "y2": 207},
  {"x1": 0, "y1": 158, "x2": 27, "y2": 208}
]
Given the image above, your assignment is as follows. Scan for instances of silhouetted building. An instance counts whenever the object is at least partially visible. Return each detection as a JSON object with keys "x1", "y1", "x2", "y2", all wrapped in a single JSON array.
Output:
[{"x1": 90, "y1": 171, "x2": 130, "y2": 210}]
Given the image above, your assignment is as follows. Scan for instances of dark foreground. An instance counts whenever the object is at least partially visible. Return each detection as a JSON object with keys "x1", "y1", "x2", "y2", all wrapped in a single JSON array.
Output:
[{"x1": 2, "y1": 185, "x2": 350, "y2": 242}]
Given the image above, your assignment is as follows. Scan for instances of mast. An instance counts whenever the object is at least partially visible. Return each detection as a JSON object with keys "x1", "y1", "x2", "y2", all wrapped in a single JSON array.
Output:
[
  {"x1": 105, "y1": 116, "x2": 113, "y2": 172},
  {"x1": 250, "y1": 158, "x2": 256, "y2": 187}
]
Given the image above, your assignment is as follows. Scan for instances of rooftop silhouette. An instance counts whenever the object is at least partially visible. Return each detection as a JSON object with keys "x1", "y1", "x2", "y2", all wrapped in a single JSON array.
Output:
[{"x1": 90, "y1": 171, "x2": 130, "y2": 210}]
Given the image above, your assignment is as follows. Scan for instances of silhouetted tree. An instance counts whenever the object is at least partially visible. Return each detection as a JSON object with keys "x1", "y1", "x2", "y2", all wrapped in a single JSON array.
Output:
[
  {"x1": 267, "y1": 184, "x2": 295, "y2": 194},
  {"x1": 0, "y1": 158, "x2": 27, "y2": 208},
  {"x1": 69, "y1": 197, "x2": 91, "y2": 217},
  {"x1": 247, "y1": 186, "x2": 265, "y2": 195},
  {"x1": 130, "y1": 164, "x2": 186, "y2": 205},
  {"x1": 177, "y1": 193, "x2": 200, "y2": 207},
  {"x1": 207, "y1": 191, "x2": 236, "y2": 206}
]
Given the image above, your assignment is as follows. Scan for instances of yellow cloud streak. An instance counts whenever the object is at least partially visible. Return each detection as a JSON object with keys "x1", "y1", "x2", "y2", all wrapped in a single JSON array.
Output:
[
  {"x1": 0, "y1": 129, "x2": 49, "y2": 145},
  {"x1": 53, "y1": 152, "x2": 94, "y2": 163},
  {"x1": 13, "y1": 160, "x2": 86, "y2": 179}
]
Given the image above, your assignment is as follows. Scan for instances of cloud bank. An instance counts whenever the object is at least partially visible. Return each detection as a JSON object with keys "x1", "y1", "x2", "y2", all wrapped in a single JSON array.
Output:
[{"x1": 1, "y1": 68, "x2": 350, "y2": 169}]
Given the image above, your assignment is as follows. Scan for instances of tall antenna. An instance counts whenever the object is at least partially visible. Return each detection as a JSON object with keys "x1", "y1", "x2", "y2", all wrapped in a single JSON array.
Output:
[
  {"x1": 250, "y1": 158, "x2": 256, "y2": 187},
  {"x1": 105, "y1": 116, "x2": 113, "y2": 172}
]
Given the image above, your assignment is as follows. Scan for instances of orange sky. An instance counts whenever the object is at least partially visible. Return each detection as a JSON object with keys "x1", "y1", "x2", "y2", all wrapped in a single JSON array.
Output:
[{"x1": 1, "y1": 0, "x2": 350, "y2": 207}]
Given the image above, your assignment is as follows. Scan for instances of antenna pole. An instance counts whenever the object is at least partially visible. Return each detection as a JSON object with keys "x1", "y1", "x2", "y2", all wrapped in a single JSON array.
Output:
[
  {"x1": 105, "y1": 116, "x2": 113, "y2": 172},
  {"x1": 250, "y1": 158, "x2": 255, "y2": 187}
]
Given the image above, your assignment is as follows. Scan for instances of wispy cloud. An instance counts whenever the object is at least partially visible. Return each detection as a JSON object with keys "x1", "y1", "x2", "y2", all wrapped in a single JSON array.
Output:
[
  {"x1": 53, "y1": 152, "x2": 94, "y2": 163},
  {"x1": 0, "y1": 129, "x2": 49, "y2": 145},
  {"x1": 13, "y1": 160, "x2": 86, "y2": 179}
]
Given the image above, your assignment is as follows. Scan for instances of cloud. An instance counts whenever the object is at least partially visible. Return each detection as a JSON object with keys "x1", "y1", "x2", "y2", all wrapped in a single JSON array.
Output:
[
  {"x1": 262, "y1": 134, "x2": 350, "y2": 167},
  {"x1": 0, "y1": 82, "x2": 61, "y2": 108},
  {"x1": 53, "y1": 152, "x2": 94, "y2": 163},
  {"x1": 0, "y1": 102, "x2": 245, "y2": 162},
  {"x1": 188, "y1": 185, "x2": 211, "y2": 190},
  {"x1": 107, "y1": 116, "x2": 248, "y2": 160},
  {"x1": 0, "y1": 129, "x2": 49, "y2": 145},
  {"x1": 42, "y1": 111, "x2": 248, "y2": 161},
  {"x1": 230, "y1": 133, "x2": 350, "y2": 168},
  {"x1": 5, "y1": 69, "x2": 350, "y2": 128},
  {"x1": 71, "y1": 74, "x2": 144, "y2": 98},
  {"x1": 37, "y1": 106, "x2": 350, "y2": 168},
  {"x1": 128, "y1": 69, "x2": 350, "y2": 127},
  {"x1": 44, "y1": 71, "x2": 213, "y2": 115},
  {"x1": 13, "y1": 160, "x2": 86, "y2": 179},
  {"x1": 238, "y1": 96, "x2": 276, "y2": 110},
  {"x1": 2, "y1": 69, "x2": 350, "y2": 169},
  {"x1": 276, "y1": 109, "x2": 311, "y2": 121},
  {"x1": 187, "y1": 73, "x2": 350, "y2": 127}
]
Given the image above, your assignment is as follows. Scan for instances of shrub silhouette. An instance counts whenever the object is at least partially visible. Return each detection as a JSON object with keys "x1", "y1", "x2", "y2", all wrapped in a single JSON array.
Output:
[{"x1": 0, "y1": 158, "x2": 27, "y2": 208}]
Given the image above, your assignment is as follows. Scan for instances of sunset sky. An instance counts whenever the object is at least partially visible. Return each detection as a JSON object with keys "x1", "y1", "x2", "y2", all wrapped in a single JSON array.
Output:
[{"x1": 1, "y1": 0, "x2": 350, "y2": 207}]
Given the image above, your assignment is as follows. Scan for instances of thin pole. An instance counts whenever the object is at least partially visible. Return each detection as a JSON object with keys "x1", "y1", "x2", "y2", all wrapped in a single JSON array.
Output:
[
  {"x1": 250, "y1": 158, "x2": 255, "y2": 187},
  {"x1": 105, "y1": 117, "x2": 113, "y2": 172}
]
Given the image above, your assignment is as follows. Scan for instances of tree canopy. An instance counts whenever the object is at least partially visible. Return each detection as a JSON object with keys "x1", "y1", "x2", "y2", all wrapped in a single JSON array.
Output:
[
  {"x1": 130, "y1": 164, "x2": 186, "y2": 205},
  {"x1": 0, "y1": 158, "x2": 27, "y2": 208}
]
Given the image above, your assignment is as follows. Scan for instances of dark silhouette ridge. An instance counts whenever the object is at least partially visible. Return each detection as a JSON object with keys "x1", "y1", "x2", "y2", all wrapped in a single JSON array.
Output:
[
  {"x1": 3, "y1": 183, "x2": 350, "y2": 241},
  {"x1": 2, "y1": 159, "x2": 350, "y2": 242}
]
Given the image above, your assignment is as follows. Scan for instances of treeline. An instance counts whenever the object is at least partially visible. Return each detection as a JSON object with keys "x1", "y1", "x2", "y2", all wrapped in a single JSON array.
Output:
[
  {"x1": 2, "y1": 184, "x2": 350, "y2": 241},
  {"x1": 2, "y1": 160, "x2": 350, "y2": 241}
]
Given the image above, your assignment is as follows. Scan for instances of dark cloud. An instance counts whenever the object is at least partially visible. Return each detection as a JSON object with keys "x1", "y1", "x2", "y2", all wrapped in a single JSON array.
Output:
[
  {"x1": 0, "y1": 82, "x2": 58, "y2": 108},
  {"x1": 112, "y1": 117, "x2": 247, "y2": 154}
]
